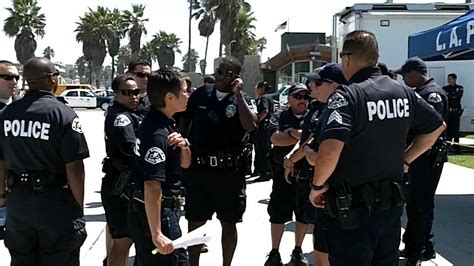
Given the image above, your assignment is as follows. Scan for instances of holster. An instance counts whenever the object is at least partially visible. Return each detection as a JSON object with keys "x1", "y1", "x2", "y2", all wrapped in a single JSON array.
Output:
[
  {"x1": 102, "y1": 157, "x2": 133, "y2": 197},
  {"x1": 7, "y1": 170, "x2": 64, "y2": 192},
  {"x1": 429, "y1": 139, "x2": 448, "y2": 168}
]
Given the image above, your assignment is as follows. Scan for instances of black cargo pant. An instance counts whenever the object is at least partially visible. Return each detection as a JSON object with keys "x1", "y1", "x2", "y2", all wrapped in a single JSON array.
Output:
[
  {"x1": 253, "y1": 125, "x2": 271, "y2": 176},
  {"x1": 447, "y1": 111, "x2": 461, "y2": 153},
  {"x1": 5, "y1": 184, "x2": 87, "y2": 266},
  {"x1": 403, "y1": 154, "x2": 444, "y2": 258}
]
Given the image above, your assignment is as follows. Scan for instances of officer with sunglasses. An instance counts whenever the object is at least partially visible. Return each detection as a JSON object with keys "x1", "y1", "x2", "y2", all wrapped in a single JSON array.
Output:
[
  {"x1": 264, "y1": 83, "x2": 311, "y2": 266},
  {"x1": 101, "y1": 74, "x2": 143, "y2": 265},
  {"x1": 0, "y1": 60, "x2": 19, "y2": 110},
  {"x1": 0, "y1": 57, "x2": 89, "y2": 265},
  {"x1": 127, "y1": 60, "x2": 152, "y2": 118}
]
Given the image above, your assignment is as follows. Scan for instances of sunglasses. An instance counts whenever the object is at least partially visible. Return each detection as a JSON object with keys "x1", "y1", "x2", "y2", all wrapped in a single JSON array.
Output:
[
  {"x1": 134, "y1": 72, "x2": 149, "y2": 78},
  {"x1": 291, "y1": 93, "x2": 311, "y2": 101},
  {"x1": 215, "y1": 68, "x2": 236, "y2": 78},
  {"x1": 339, "y1": 51, "x2": 353, "y2": 58},
  {"x1": 118, "y1": 88, "x2": 141, "y2": 96},
  {"x1": 0, "y1": 74, "x2": 20, "y2": 81}
]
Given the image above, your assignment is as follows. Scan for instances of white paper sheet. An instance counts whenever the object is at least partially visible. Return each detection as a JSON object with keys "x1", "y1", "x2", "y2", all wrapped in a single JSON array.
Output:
[{"x1": 152, "y1": 224, "x2": 211, "y2": 254}]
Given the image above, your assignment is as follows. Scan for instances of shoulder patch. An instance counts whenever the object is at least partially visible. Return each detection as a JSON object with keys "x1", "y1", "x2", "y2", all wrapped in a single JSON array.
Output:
[
  {"x1": 114, "y1": 114, "x2": 131, "y2": 127},
  {"x1": 327, "y1": 110, "x2": 343, "y2": 125},
  {"x1": 71, "y1": 117, "x2": 83, "y2": 134},
  {"x1": 427, "y1": 92, "x2": 442, "y2": 104},
  {"x1": 327, "y1": 92, "x2": 348, "y2": 110},
  {"x1": 144, "y1": 147, "x2": 166, "y2": 165}
]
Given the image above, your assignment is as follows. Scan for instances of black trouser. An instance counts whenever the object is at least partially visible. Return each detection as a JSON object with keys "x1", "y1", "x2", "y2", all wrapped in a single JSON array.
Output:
[
  {"x1": 403, "y1": 154, "x2": 444, "y2": 258},
  {"x1": 5, "y1": 184, "x2": 87, "y2": 266},
  {"x1": 447, "y1": 111, "x2": 461, "y2": 153},
  {"x1": 326, "y1": 206, "x2": 403, "y2": 266},
  {"x1": 128, "y1": 201, "x2": 188, "y2": 266},
  {"x1": 253, "y1": 126, "x2": 271, "y2": 176}
]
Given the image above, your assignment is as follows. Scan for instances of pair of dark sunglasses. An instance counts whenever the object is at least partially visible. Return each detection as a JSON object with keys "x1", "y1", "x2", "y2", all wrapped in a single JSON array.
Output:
[
  {"x1": 339, "y1": 51, "x2": 353, "y2": 58},
  {"x1": 215, "y1": 68, "x2": 236, "y2": 78},
  {"x1": 292, "y1": 93, "x2": 311, "y2": 101},
  {"x1": 134, "y1": 72, "x2": 149, "y2": 78},
  {"x1": 118, "y1": 88, "x2": 141, "y2": 96},
  {"x1": 0, "y1": 74, "x2": 20, "y2": 81}
]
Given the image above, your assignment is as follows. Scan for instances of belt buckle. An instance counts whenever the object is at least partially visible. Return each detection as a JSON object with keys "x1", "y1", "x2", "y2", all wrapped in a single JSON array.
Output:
[{"x1": 209, "y1": 156, "x2": 218, "y2": 167}]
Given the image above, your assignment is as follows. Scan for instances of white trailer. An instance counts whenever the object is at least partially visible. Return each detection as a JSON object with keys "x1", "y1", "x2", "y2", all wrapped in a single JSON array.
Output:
[{"x1": 332, "y1": 3, "x2": 474, "y2": 133}]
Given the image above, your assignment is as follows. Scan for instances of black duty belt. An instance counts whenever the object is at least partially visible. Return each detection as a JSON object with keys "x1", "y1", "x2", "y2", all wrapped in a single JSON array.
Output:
[
  {"x1": 132, "y1": 190, "x2": 184, "y2": 209},
  {"x1": 449, "y1": 108, "x2": 460, "y2": 112},
  {"x1": 193, "y1": 152, "x2": 242, "y2": 168},
  {"x1": 294, "y1": 167, "x2": 314, "y2": 180},
  {"x1": 9, "y1": 171, "x2": 65, "y2": 191}
]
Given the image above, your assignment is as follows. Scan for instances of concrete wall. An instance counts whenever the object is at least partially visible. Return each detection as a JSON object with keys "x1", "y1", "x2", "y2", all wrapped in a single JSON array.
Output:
[{"x1": 213, "y1": 56, "x2": 262, "y2": 98}]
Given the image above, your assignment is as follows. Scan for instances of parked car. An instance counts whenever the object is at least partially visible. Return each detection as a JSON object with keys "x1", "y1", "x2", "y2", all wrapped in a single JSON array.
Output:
[
  {"x1": 269, "y1": 85, "x2": 291, "y2": 108},
  {"x1": 54, "y1": 84, "x2": 96, "y2": 96},
  {"x1": 58, "y1": 89, "x2": 113, "y2": 110},
  {"x1": 95, "y1": 89, "x2": 114, "y2": 110}
]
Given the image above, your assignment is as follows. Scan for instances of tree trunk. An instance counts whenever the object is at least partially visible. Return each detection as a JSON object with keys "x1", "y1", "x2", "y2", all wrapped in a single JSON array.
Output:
[
  {"x1": 219, "y1": 37, "x2": 223, "y2": 57},
  {"x1": 187, "y1": 0, "x2": 192, "y2": 72},
  {"x1": 204, "y1": 36, "x2": 210, "y2": 75},
  {"x1": 88, "y1": 62, "x2": 93, "y2": 85},
  {"x1": 111, "y1": 56, "x2": 115, "y2": 82}
]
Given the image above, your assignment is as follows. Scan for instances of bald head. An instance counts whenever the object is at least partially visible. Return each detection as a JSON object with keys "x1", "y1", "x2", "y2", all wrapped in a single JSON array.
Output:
[{"x1": 23, "y1": 57, "x2": 58, "y2": 91}]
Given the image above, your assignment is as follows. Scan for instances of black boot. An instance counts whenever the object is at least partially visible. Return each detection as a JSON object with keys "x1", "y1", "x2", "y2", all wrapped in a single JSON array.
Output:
[
  {"x1": 405, "y1": 258, "x2": 421, "y2": 266},
  {"x1": 285, "y1": 247, "x2": 308, "y2": 266},
  {"x1": 264, "y1": 249, "x2": 283, "y2": 266}
]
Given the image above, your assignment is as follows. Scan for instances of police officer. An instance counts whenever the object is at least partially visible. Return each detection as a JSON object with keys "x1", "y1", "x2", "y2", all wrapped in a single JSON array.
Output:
[
  {"x1": 0, "y1": 60, "x2": 18, "y2": 110},
  {"x1": 252, "y1": 81, "x2": 274, "y2": 181},
  {"x1": 102, "y1": 74, "x2": 142, "y2": 265},
  {"x1": 127, "y1": 60, "x2": 152, "y2": 117},
  {"x1": 442, "y1": 73, "x2": 463, "y2": 154},
  {"x1": 308, "y1": 31, "x2": 446, "y2": 266},
  {"x1": 180, "y1": 57, "x2": 257, "y2": 266},
  {"x1": 265, "y1": 83, "x2": 310, "y2": 266},
  {"x1": 0, "y1": 57, "x2": 89, "y2": 265},
  {"x1": 128, "y1": 68, "x2": 190, "y2": 265},
  {"x1": 397, "y1": 57, "x2": 449, "y2": 265}
]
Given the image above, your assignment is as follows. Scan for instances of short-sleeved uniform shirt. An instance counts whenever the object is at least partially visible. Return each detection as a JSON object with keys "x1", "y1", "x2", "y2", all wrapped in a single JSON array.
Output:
[
  {"x1": 256, "y1": 95, "x2": 274, "y2": 122},
  {"x1": 0, "y1": 90, "x2": 89, "y2": 178},
  {"x1": 104, "y1": 101, "x2": 142, "y2": 163},
  {"x1": 268, "y1": 107, "x2": 309, "y2": 165},
  {"x1": 182, "y1": 84, "x2": 256, "y2": 155},
  {"x1": 442, "y1": 84, "x2": 463, "y2": 110},
  {"x1": 415, "y1": 79, "x2": 448, "y2": 122},
  {"x1": 316, "y1": 67, "x2": 444, "y2": 187},
  {"x1": 133, "y1": 108, "x2": 182, "y2": 197},
  {"x1": 298, "y1": 101, "x2": 326, "y2": 171}
]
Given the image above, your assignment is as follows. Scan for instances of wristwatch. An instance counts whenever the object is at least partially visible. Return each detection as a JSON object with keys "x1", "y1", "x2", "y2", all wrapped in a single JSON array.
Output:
[{"x1": 310, "y1": 182, "x2": 326, "y2": 191}]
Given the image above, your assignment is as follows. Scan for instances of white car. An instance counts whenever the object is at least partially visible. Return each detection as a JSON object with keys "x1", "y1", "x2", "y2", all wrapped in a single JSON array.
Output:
[{"x1": 60, "y1": 89, "x2": 97, "y2": 108}]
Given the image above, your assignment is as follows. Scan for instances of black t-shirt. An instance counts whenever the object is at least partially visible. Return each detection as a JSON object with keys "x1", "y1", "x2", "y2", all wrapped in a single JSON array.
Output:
[
  {"x1": 182, "y1": 84, "x2": 257, "y2": 155},
  {"x1": 104, "y1": 101, "x2": 142, "y2": 164},
  {"x1": 256, "y1": 95, "x2": 274, "y2": 129},
  {"x1": 297, "y1": 101, "x2": 326, "y2": 172},
  {"x1": 0, "y1": 90, "x2": 90, "y2": 178},
  {"x1": 268, "y1": 107, "x2": 308, "y2": 164},
  {"x1": 316, "y1": 67, "x2": 444, "y2": 187},
  {"x1": 133, "y1": 108, "x2": 182, "y2": 197},
  {"x1": 442, "y1": 84, "x2": 463, "y2": 110}
]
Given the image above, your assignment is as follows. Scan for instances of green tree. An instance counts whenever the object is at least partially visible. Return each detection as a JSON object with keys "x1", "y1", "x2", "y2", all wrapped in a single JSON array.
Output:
[
  {"x1": 75, "y1": 56, "x2": 90, "y2": 83},
  {"x1": 107, "y1": 8, "x2": 128, "y2": 81},
  {"x1": 150, "y1": 31, "x2": 182, "y2": 68},
  {"x1": 230, "y1": 6, "x2": 256, "y2": 62},
  {"x1": 192, "y1": 1, "x2": 217, "y2": 74},
  {"x1": 182, "y1": 49, "x2": 199, "y2": 73},
  {"x1": 43, "y1": 46, "x2": 55, "y2": 59},
  {"x1": 116, "y1": 45, "x2": 131, "y2": 74},
  {"x1": 76, "y1": 6, "x2": 111, "y2": 89},
  {"x1": 123, "y1": 4, "x2": 148, "y2": 57},
  {"x1": 3, "y1": 0, "x2": 46, "y2": 65},
  {"x1": 137, "y1": 42, "x2": 155, "y2": 69}
]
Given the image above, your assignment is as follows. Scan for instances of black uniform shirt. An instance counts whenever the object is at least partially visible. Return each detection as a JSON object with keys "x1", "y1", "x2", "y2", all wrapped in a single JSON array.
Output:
[
  {"x1": 316, "y1": 67, "x2": 444, "y2": 187},
  {"x1": 134, "y1": 108, "x2": 182, "y2": 197},
  {"x1": 0, "y1": 90, "x2": 89, "y2": 177},
  {"x1": 136, "y1": 94, "x2": 151, "y2": 118},
  {"x1": 268, "y1": 107, "x2": 308, "y2": 165},
  {"x1": 183, "y1": 84, "x2": 256, "y2": 155},
  {"x1": 104, "y1": 101, "x2": 142, "y2": 163},
  {"x1": 298, "y1": 101, "x2": 326, "y2": 173},
  {"x1": 442, "y1": 84, "x2": 463, "y2": 111},
  {"x1": 415, "y1": 79, "x2": 448, "y2": 122}
]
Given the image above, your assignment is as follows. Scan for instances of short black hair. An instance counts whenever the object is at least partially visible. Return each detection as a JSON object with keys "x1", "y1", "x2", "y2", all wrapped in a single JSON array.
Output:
[
  {"x1": 342, "y1": 30, "x2": 379, "y2": 65},
  {"x1": 203, "y1": 75, "x2": 215, "y2": 84},
  {"x1": 147, "y1": 68, "x2": 185, "y2": 108},
  {"x1": 0, "y1": 60, "x2": 14, "y2": 66},
  {"x1": 257, "y1": 81, "x2": 271, "y2": 92},
  {"x1": 219, "y1": 57, "x2": 242, "y2": 74},
  {"x1": 127, "y1": 60, "x2": 151, "y2": 72},
  {"x1": 448, "y1": 73, "x2": 457, "y2": 80},
  {"x1": 112, "y1": 74, "x2": 136, "y2": 92}
]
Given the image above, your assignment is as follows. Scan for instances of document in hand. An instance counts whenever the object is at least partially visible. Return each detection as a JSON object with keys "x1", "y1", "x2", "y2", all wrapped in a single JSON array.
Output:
[{"x1": 152, "y1": 224, "x2": 211, "y2": 255}]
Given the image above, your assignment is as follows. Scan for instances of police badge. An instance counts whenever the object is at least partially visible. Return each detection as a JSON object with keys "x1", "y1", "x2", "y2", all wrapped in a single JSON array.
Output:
[{"x1": 226, "y1": 104, "x2": 237, "y2": 118}]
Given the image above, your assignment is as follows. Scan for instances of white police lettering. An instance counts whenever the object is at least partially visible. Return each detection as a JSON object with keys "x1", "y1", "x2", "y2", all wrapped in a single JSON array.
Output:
[
  {"x1": 327, "y1": 92, "x2": 348, "y2": 110},
  {"x1": 367, "y1": 98, "x2": 409, "y2": 121},
  {"x1": 4, "y1": 120, "x2": 50, "y2": 140},
  {"x1": 134, "y1": 138, "x2": 141, "y2": 156},
  {"x1": 467, "y1": 21, "x2": 474, "y2": 45},
  {"x1": 114, "y1": 114, "x2": 131, "y2": 127},
  {"x1": 327, "y1": 110, "x2": 343, "y2": 125},
  {"x1": 144, "y1": 147, "x2": 166, "y2": 165},
  {"x1": 249, "y1": 99, "x2": 257, "y2": 112},
  {"x1": 71, "y1": 117, "x2": 83, "y2": 134},
  {"x1": 427, "y1": 93, "x2": 442, "y2": 104}
]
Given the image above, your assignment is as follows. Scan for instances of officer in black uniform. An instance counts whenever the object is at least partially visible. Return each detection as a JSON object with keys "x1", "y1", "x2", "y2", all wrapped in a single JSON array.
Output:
[
  {"x1": 180, "y1": 57, "x2": 257, "y2": 266},
  {"x1": 0, "y1": 57, "x2": 89, "y2": 265},
  {"x1": 252, "y1": 81, "x2": 274, "y2": 181},
  {"x1": 0, "y1": 60, "x2": 18, "y2": 110},
  {"x1": 102, "y1": 74, "x2": 142, "y2": 265},
  {"x1": 128, "y1": 69, "x2": 191, "y2": 265},
  {"x1": 308, "y1": 31, "x2": 446, "y2": 266},
  {"x1": 396, "y1": 57, "x2": 449, "y2": 265},
  {"x1": 265, "y1": 83, "x2": 310, "y2": 266},
  {"x1": 127, "y1": 60, "x2": 152, "y2": 117},
  {"x1": 442, "y1": 73, "x2": 463, "y2": 154}
]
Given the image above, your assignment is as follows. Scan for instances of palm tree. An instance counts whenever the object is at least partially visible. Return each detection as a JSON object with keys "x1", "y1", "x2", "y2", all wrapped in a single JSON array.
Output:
[
  {"x1": 230, "y1": 6, "x2": 256, "y2": 62},
  {"x1": 137, "y1": 42, "x2": 155, "y2": 69},
  {"x1": 123, "y1": 4, "x2": 148, "y2": 57},
  {"x1": 150, "y1": 31, "x2": 182, "y2": 68},
  {"x1": 107, "y1": 8, "x2": 128, "y2": 80},
  {"x1": 116, "y1": 45, "x2": 131, "y2": 74},
  {"x1": 43, "y1": 46, "x2": 55, "y2": 59},
  {"x1": 192, "y1": 1, "x2": 217, "y2": 75},
  {"x1": 182, "y1": 49, "x2": 199, "y2": 73},
  {"x1": 76, "y1": 6, "x2": 111, "y2": 89}
]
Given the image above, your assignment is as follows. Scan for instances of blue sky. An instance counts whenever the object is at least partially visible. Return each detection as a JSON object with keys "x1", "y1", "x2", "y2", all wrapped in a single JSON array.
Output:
[{"x1": 0, "y1": 0, "x2": 463, "y2": 73}]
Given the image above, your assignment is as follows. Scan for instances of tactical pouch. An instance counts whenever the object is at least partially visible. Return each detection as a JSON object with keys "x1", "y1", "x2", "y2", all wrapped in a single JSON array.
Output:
[{"x1": 112, "y1": 168, "x2": 133, "y2": 197}]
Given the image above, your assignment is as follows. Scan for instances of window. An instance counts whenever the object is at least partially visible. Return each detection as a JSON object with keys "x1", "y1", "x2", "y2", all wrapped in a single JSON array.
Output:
[
  {"x1": 66, "y1": 91, "x2": 78, "y2": 97},
  {"x1": 80, "y1": 91, "x2": 93, "y2": 97}
]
